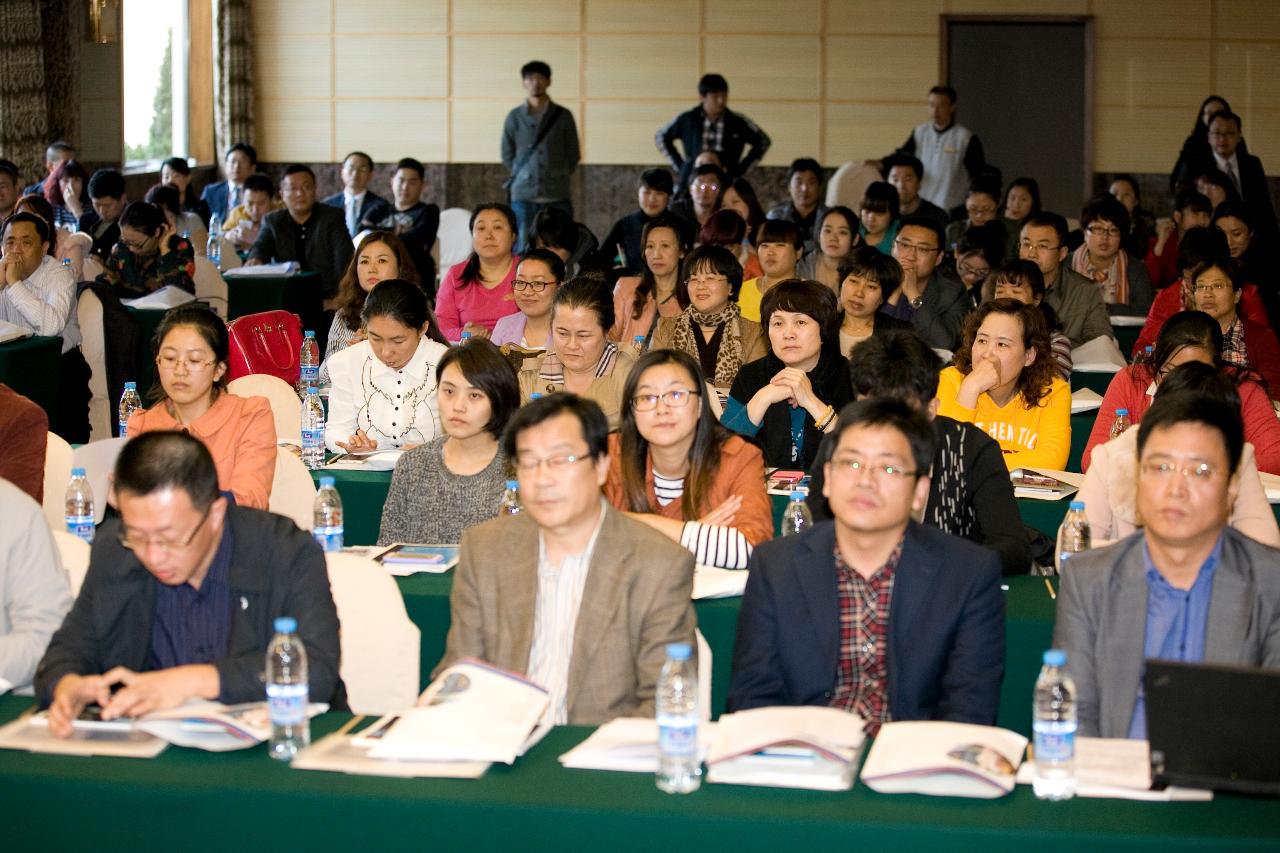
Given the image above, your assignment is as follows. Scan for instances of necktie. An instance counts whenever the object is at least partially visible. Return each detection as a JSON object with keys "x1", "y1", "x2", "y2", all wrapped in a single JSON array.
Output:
[
  {"x1": 230, "y1": 185, "x2": 241, "y2": 209},
  {"x1": 1227, "y1": 161, "x2": 1242, "y2": 197},
  {"x1": 346, "y1": 196, "x2": 358, "y2": 236}
]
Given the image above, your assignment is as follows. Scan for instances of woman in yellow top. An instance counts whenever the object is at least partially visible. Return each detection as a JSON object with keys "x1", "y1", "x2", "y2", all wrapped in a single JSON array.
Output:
[{"x1": 936, "y1": 298, "x2": 1070, "y2": 471}]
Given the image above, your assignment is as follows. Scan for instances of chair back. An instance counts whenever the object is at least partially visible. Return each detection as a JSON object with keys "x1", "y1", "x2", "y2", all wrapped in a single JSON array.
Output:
[
  {"x1": 51, "y1": 529, "x2": 90, "y2": 598},
  {"x1": 824, "y1": 160, "x2": 882, "y2": 210},
  {"x1": 437, "y1": 207, "x2": 473, "y2": 271},
  {"x1": 192, "y1": 256, "x2": 229, "y2": 318},
  {"x1": 76, "y1": 288, "x2": 112, "y2": 441},
  {"x1": 227, "y1": 374, "x2": 303, "y2": 442},
  {"x1": 269, "y1": 449, "x2": 316, "y2": 531},
  {"x1": 42, "y1": 432, "x2": 74, "y2": 530},
  {"x1": 324, "y1": 552, "x2": 421, "y2": 714},
  {"x1": 71, "y1": 437, "x2": 127, "y2": 525},
  {"x1": 218, "y1": 236, "x2": 243, "y2": 270}
]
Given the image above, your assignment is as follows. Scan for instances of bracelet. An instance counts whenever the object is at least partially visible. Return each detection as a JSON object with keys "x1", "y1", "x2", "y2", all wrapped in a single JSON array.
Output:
[{"x1": 814, "y1": 405, "x2": 835, "y2": 431}]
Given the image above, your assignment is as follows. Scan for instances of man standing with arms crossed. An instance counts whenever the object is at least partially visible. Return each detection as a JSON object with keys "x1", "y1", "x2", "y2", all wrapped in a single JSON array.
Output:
[{"x1": 502, "y1": 61, "x2": 580, "y2": 253}]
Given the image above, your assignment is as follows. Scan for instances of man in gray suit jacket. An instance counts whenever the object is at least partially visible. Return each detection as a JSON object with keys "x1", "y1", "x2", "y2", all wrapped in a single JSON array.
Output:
[
  {"x1": 436, "y1": 394, "x2": 696, "y2": 726},
  {"x1": 1054, "y1": 386, "x2": 1280, "y2": 739}
]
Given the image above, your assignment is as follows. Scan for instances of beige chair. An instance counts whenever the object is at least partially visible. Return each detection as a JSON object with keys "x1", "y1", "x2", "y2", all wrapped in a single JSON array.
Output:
[
  {"x1": 81, "y1": 253, "x2": 105, "y2": 281},
  {"x1": 41, "y1": 432, "x2": 75, "y2": 530},
  {"x1": 218, "y1": 236, "x2": 243, "y2": 270},
  {"x1": 436, "y1": 207, "x2": 473, "y2": 272},
  {"x1": 269, "y1": 449, "x2": 316, "y2": 532},
  {"x1": 51, "y1": 529, "x2": 90, "y2": 598},
  {"x1": 193, "y1": 256, "x2": 229, "y2": 318},
  {"x1": 76, "y1": 289, "x2": 112, "y2": 442},
  {"x1": 226, "y1": 373, "x2": 302, "y2": 443},
  {"x1": 825, "y1": 160, "x2": 883, "y2": 210},
  {"x1": 71, "y1": 438, "x2": 127, "y2": 524},
  {"x1": 324, "y1": 552, "x2": 421, "y2": 714}
]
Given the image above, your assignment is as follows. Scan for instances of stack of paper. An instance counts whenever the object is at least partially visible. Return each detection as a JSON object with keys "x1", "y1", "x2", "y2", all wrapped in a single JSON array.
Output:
[
  {"x1": 861, "y1": 720, "x2": 1027, "y2": 798},
  {"x1": 1011, "y1": 468, "x2": 1083, "y2": 501},
  {"x1": 1072, "y1": 336, "x2": 1127, "y2": 372},
  {"x1": 706, "y1": 706, "x2": 866, "y2": 791},
  {"x1": 1070, "y1": 387, "x2": 1104, "y2": 414},
  {"x1": 558, "y1": 717, "x2": 718, "y2": 773},
  {"x1": 1015, "y1": 737, "x2": 1213, "y2": 801},
  {"x1": 765, "y1": 469, "x2": 810, "y2": 496},
  {"x1": 223, "y1": 261, "x2": 300, "y2": 277}
]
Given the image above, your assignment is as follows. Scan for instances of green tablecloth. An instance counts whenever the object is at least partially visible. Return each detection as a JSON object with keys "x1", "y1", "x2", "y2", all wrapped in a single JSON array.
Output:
[
  {"x1": 311, "y1": 467, "x2": 392, "y2": 545},
  {"x1": 0, "y1": 334, "x2": 61, "y2": 417},
  {"x1": 3, "y1": 692, "x2": 1276, "y2": 852},
  {"x1": 1070, "y1": 370, "x2": 1116, "y2": 395},
  {"x1": 1113, "y1": 322, "x2": 1141, "y2": 362}
]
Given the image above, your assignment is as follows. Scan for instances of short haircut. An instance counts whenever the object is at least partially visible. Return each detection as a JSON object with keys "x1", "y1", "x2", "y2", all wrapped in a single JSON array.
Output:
[
  {"x1": 501, "y1": 392, "x2": 608, "y2": 462},
  {"x1": 47, "y1": 141, "x2": 75, "y2": 159},
  {"x1": 362, "y1": 278, "x2": 430, "y2": 331},
  {"x1": 521, "y1": 60, "x2": 551, "y2": 79},
  {"x1": 226, "y1": 142, "x2": 258, "y2": 164},
  {"x1": 838, "y1": 245, "x2": 903, "y2": 299},
  {"x1": 283, "y1": 164, "x2": 315, "y2": 182},
  {"x1": 692, "y1": 163, "x2": 727, "y2": 186},
  {"x1": 1081, "y1": 193, "x2": 1130, "y2": 235},
  {"x1": 531, "y1": 206, "x2": 579, "y2": 253},
  {"x1": 3, "y1": 210, "x2": 50, "y2": 244},
  {"x1": 883, "y1": 153, "x2": 923, "y2": 181},
  {"x1": 847, "y1": 328, "x2": 941, "y2": 406},
  {"x1": 678, "y1": 243, "x2": 744, "y2": 307},
  {"x1": 144, "y1": 183, "x2": 182, "y2": 218},
  {"x1": 1175, "y1": 188, "x2": 1213, "y2": 216},
  {"x1": 1195, "y1": 256, "x2": 1244, "y2": 293},
  {"x1": 1176, "y1": 226, "x2": 1229, "y2": 274},
  {"x1": 517, "y1": 247, "x2": 567, "y2": 283},
  {"x1": 114, "y1": 431, "x2": 221, "y2": 511},
  {"x1": 1022, "y1": 211, "x2": 1069, "y2": 245},
  {"x1": 754, "y1": 217, "x2": 803, "y2": 250},
  {"x1": 554, "y1": 272, "x2": 614, "y2": 333},
  {"x1": 243, "y1": 173, "x2": 275, "y2": 197},
  {"x1": 956, "y1": 222, "x2": 1005, "y2": 267},
  {"x1": 161, "y1": 156, "x2": 191, "y2": 176},
  {"x1": 929, "y1": 85, "x2": 957, "y2": 103},
  {"x1": 829, "y1": 397, "x2": 937, "y2": 478},
  {"x1": 640, "y1": 168, "x2": 674, "y2": 194},
  {"x1": 989, "y1": 258, "x2": 1046, "y2": 298},
  {"x1": 395, "y1": 157, "x2": 425, "y2": 180},
  {"x1": 1208, "y1": 109, "x2": 1242, "y2": 130},
  {"x1": 966, "y1": 173, "x2": 1003, "y2": 202},
  {"x1": 119, "y1": 201, "x2": 167, "y2": 236},
  {"x1": 860, "y1": 181, "x2": 900, "y2": 220},
  {"x1": 0, "y1": 159, "x2": 17, "y2": 181},
  {"x1": 698, "y1": 73, "x2": 728, "y2": 96},
  {"x1": 760, "y1": 278, "x2": 840, "y2": 348},
  {"x1": 1138, "y1": 376, "x2": 1244, "y2": 475},
  {"x1": 343, "y1": 151, "x2": 373, "y2": 170},
  {"x1": 436, "y1": 338, "x2": 521, "y2": 439},
  {"x1": 87, "y1": 168, "x2": 125, "y2": 200},
  {"x1": 788, "y1": 157, "x2": 823, "y2": 182},
  {"x1": 896, "y1": 215, "x2": 944, "y2": 250}
]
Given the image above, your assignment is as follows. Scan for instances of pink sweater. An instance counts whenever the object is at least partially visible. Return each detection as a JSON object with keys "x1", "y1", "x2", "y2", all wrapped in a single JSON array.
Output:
[{"x1": 434, "y1": 257, "x2": 519, "y2": 341}]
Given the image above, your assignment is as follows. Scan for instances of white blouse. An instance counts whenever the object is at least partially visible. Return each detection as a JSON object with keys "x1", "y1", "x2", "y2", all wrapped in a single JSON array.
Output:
[{"x1": 324, "y1": 336, "x2": 449, "y2": 452}]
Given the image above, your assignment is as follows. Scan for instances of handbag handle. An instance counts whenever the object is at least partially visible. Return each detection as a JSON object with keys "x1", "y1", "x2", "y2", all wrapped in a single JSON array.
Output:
[{"x1": 252, "y1": 322, "x2": 296, "y2": 371}]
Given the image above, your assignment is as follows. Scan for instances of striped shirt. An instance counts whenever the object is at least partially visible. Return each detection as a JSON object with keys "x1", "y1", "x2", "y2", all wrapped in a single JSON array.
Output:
[
  {"x1": 148, "y1": 523, "x2": 234, "y2": 672},
  {"x1": 526, "y1": 502, "x2": 606, "y2": 725},
  {"x1": 654, "y1": 471, "x2": 753, "y2": 569}
]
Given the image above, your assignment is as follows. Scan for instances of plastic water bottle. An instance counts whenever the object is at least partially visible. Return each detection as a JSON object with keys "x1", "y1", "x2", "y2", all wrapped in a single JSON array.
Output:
[
  {"x1": 656, "y1": 641, "x2": 701, "y2": 794},
  {"x1": 1032, "y1": 648, "x2": 1077, "y2": 800},
  {"x1": 206, "y1": 212, "x2": 222, "y2": 269},
  {"x1": 459, "y1": 330, "x2": 472, "y2": 344},
  {"x1": 65, "y1": 468, "x2": 94, "y2": 544},
  {"x1": 61, "y1": 257, "x2": 73, "y2": 275},
  {"x1": 266, "y1": 616, "x2": 310, "y2": 761},
  {"x1": 299, "y1": 331, "x2": 320, "y2": 392},
  {"x1": 780, "y1": 490, "x2": 812, "y2": 536},
  {"x1": 1109, "y1": 408, "x2": 1131, "y2": 440},
  {"x1": 632, "y1": 334, "x2": 646, "y2": 356},
  {"x1": 1054, "y1": 500, "x2": 1091, "y2": 574},
  {"x1": 499, "y1": 479, "x2": 522, "y2": 515},
  {"x1": 301, "y1": 387, "x2": 325, "y2": 470},
  {"x1": 118, "y1": 381, "x2": 142, "y2": 438},
  {"x1": 312, "y1": 477, "x2": 343, "y2": 552}
]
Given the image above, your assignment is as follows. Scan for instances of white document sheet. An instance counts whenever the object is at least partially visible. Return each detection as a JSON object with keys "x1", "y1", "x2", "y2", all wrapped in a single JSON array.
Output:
[
  {"x1": 558, "y1": 717, "x2": 719, "y2": 773},
  {"x1": 692, "y1": 565, "x2": 747, "y2": 599}
]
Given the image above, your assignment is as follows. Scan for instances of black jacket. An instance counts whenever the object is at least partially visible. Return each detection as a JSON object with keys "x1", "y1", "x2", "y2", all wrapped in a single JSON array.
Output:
[
  {"x1": 249, "y1": 205, "x2": 353, "y2": 301},
  {"x1": 36, "y1": 507, "x2": 347, "y2": 709},
  {"x1": 806, "y1": 415, "x2": 1031, "y2": 575},
  {"x1": 77, "y1": 212, "x2": 120, "y2": 262},
  {"x1": 657, "y1": 105, "x2": 771, "y2": 188}
]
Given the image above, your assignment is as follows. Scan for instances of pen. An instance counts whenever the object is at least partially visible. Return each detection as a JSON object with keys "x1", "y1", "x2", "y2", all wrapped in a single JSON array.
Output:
[{"x1": 1044, "y1": 577, "x2": 1057, "y2": 600}]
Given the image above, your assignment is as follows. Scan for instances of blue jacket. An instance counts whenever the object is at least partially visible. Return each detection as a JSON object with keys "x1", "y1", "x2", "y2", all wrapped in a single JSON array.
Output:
[{"x1": 728, "y1": 519, "x2": 1005, "y2": 724}]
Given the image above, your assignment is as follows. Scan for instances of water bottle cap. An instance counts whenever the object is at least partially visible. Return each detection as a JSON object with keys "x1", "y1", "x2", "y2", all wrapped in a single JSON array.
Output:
[
  {"x1": 124, "y1": 381, "x2": 136, "y2": 390},
  {"x1": 665, "y1": 642, "x2": 692, "y2": 661},
  {"x1": 1043, "y1": 648, "x2": 1066, "y2": 666},
  {"x1": 1116, "y1": 408, "x2": 1128, "y2": 416},
  {"x1": 318, "y1": 476, "x2": 335, "y2": 487},
  {"x1": 71, "y1": 467, "x2": 86, "y2": 477},
  {"x1": 790, "y1": 489, "x2": 805, "y2": 500},
  {"x1": 1068, "y1": 500, "x2": 1085, "y2": 511},
  {"x1": 274, "y1": 616, "x2": 297, "y2": 633},
  {"x1": 62, "y1": 257, "x2": 71, "y2": 264},
  {"x1": 307, "y1": 386, "x2": 319, "y2": 395},
  {"x1": 505, "y1": 479, "x2": 518, "y2": 489},
  {"x1": 633, "y1": 335, "x2": 644, "y2": 343},
  {"x1": 530, "y1": 393, "x2": 542, "y2": 400},
  {"x1": 304, "y1": 330, "x2": 315, "y2": 338}
]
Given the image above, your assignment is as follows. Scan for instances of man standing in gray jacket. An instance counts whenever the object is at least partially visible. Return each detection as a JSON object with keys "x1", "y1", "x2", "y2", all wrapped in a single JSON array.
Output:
[{"x1": 501, "y1": 60, "x2": 580, "y2": 253}]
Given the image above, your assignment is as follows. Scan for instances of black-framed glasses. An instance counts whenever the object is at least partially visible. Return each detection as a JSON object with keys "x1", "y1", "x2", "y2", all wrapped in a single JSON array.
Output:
[
  {"x1": 512, "y1": 279, "x2": 553, "y2": 292},
  {"x1": 118, "y1": 501, "x2": 212, "y2": 553},
  {"x1": 631, "y1": 389, "x2": 699, "y2": 411}
]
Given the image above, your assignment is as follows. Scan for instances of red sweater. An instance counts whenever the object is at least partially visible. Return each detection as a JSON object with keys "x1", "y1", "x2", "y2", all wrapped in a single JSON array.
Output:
[
  {"x1": 1083, "y1": 365, "x2": 1280, "y2": 474},
  {"x1": 1131, "y1": 281, "x2": 1271, "y2": 358},
  {"x1": 1143, "y1": 231, "x2": 1181, "y2": 291}
]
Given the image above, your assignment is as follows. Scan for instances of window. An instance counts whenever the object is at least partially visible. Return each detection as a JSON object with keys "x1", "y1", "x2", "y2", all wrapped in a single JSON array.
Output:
[{"x1": 123, "y1": 0, "x2": 189, "y2": 166}]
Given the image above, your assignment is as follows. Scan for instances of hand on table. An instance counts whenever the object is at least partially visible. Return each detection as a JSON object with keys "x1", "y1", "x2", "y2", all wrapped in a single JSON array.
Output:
[
  {"x1": 98, "y1": 665, "x2": 217, "y2": 721},
  {"x1": 336, "y1": 429, "x2": 379, "y2": 454},
  {"x1": 47, "y1": 673, "x2": 118, "y2": 738}
]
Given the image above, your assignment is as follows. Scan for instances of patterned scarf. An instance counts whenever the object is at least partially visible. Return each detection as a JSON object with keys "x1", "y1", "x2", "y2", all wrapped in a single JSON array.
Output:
[
  {"x1": 670, "y1": 302, "x2": 745, "y2": 387},
  {"x1": 537, "y1": 340, "x2": 619, "y2": 387},
  {"x1": 1071, "y1": 244, "x2": 1129, "y2": 306}
]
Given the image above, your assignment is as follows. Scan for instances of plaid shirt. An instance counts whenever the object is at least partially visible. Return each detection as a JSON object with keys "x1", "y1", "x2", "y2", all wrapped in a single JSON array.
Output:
[
  {"x1": 830, "y1": 539, "x2": 901, "y2": 736},
  {"x1": 701, "y1": 114, "x2": 725, "y2": 154},
  {"x1": 1221, "y1": 316, "x2": 1248, "y2": 368}
]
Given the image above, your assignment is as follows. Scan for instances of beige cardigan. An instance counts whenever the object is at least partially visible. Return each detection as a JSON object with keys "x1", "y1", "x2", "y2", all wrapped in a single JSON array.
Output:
[{"x1": 518, "y1": 348, "x2": 639, "y2": 430}]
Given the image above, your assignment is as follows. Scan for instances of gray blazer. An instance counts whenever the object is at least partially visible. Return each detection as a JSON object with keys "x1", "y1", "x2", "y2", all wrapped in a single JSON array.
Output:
[{"x1": 1053, "y1": 527, "x2": 1280, "y2": 738}]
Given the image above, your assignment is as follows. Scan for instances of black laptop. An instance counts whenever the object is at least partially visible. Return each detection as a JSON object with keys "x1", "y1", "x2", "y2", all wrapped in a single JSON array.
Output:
[{"x1": 1145, "y1": 659, "x2": 1280, "y2": 796}]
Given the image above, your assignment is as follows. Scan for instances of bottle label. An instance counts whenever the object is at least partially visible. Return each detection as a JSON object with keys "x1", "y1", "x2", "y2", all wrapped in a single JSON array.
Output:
[
  {"x1": 313, "y1": 526, "x2": 344, "y2": 552},
  {"x1": 301, "y1": 427, "x2": 324, "y2": 449},
  {"x1": 266, "y1": 683, "x2": 309, "y2": 726},
  {"x1": 657, "y1": 713, "x2": 698, "y2": 758},
  {"x1": 301, "y1": 365, "x2": 319, "y2": 383},
  {"x1": 66, "y1": 515, "x2": 95, "y2": 544},
  {"x1": 1033, "y1": 719, "x2": 1075, "y2": 763},
  {"x1": 118, "y1": 420, "x2": 128, "y2": 439}
]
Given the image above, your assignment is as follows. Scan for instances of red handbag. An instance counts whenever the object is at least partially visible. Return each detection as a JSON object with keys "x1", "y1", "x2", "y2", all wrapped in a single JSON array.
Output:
[{"x1": 227, "y1": 310, "x2": 303, "y2": 384}]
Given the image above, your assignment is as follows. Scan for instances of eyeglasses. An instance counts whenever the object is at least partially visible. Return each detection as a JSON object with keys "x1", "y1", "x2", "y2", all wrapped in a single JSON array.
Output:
[
  {"x1": 512, "y1": 279, "x2": 553, "y2": 292},
  {"x1": 1208, "y1": 131, "x2": 1240, "y2": 140},
  {"x1": 631, "y1": 389, "x2": 699, "y2": 411},
  {"x1": 513, "y1": 452, "x2": 591, "y2": 472},
  {"x1": 1086, "y1": 225, "x2": 1121, "y2": 238},
  {"x1": 893, "y1": 238, "x2": 938, "y2": 256},
  {"x1": 120, "y1": 237, "x2": 152, "y2": 251},
  {"x1": 958, "y1": 262, "x2": 991, "y2": 279},
  {"x1": 966, "y1": 204, "x2": 997, "y2": 216},
  {"x1": 687, "y1": 275, "x2": 729, "y2": 288},
  {"x1": 693, "y1": 182, "x2": 720, "y2": 193},
  {"x1": 157, "y1": 354, "x2": 218, "y2": 372},
  {"x1": 831, "y1": 457, "x2": 917, "y2": 481},
  {"x1": 1192, "y1": 282, "x2": 1232, "y2": 295},
  {"x1": 118, "y1": 502, "x2": 212, "y2": 553},
  {"x1": 1019, "y1": 240, "x2": 1060, "y2": 253},
  {"x1": 1140, "y1": 460, "x2": 1218, "y2": 482}
]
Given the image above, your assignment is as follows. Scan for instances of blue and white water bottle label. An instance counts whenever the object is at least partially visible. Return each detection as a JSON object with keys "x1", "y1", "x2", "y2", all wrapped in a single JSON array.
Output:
[{"x1": 266, "y1": 683, "x2": 309, "y2": 726}]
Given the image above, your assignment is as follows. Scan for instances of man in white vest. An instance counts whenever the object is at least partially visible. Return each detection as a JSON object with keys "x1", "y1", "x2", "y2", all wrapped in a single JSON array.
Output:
[{"x1": 894, "y1": 86, "x2": 985, "y2": 212}]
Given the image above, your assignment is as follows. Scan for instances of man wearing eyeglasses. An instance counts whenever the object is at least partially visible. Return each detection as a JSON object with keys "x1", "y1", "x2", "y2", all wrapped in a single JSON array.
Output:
[
  {"x1": 36, "y1": 432, "x2": 345, "y2": 737},
  {"x1": 321, "y1": 151, "x2": 388, "y2": 238},
  {"x1": 1054, "y1": 389, "x2": 1280, "y2": 738},
  {"x1": 435, "y1": 393, "x2": 696, "y2": 726},
  {"x1": 883, "y1": 216, "x2": 970, "y2": 350},
  {"x1": 728, "y1": 398, "x2": 1005, "y2": 733},
  {"x1": 1019, "y1": 211, "x2": 1113, "y2": 348}
]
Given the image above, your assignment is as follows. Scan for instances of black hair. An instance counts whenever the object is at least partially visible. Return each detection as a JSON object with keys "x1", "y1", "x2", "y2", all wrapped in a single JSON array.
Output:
[
  {"x1": 161, "y1": 157, "x2": 191, "y2": 177},
  {"x1": 860, "y1": 181, "x2": 900, "y2": 220},
  {"x1": 989, "y1": 258, "x2": 1046, "y2": 298},
  {"x1": 1175, "y1": 188, "x2": 1213, "y2": 216},
  {"x1": 698, "y1": 208, "x2": 747, "y2": 248},
  {"x1": 530, "y1": 207, "x2": 579, "y2": 254},
  {"x1": 243, "y1": 173, "x2": 275, "y2": 197},
  {"x1": 501, "y1": 392, "x2": 608, "y2": 462},
  {"x1": 1148, "y1": 311, "x2": 1223, "y2": 377},
  {"x1": 632, "y1": 215, "x2": 689, "y2": 320},
  {"x1": 1195, "y1": 95, "x2": 1232, "y2": 132},
  {"x1": 361, "y1": 277, "x2": 446, "y2": 342},
  {"x1": 698, "y1": 73, "x2": 728, "y2": 96},
  {"x1": 12, "y1": 196, "x2": 58, "y2": 256},
  {"x1": 521, "y1": 60, "x2": 551, "y2": 79},
  {"x1": 226, "y1": 142, "x2": 258, "y2": 164},
  {"x1": 517, "y1": 247, "x2": 567, "y2": 283},
  {"x1": 2, "y1": 210, "x2": 51, "y2": 244},
  {"x1": 395, "y1": 157, "x2": 425, "y2": 180},
  {"x1": 152, "y1": 305, "x2": 231, "y2": 400},
  {"x1": 838, "y1": 244, "x2": 903, "y2": 301},
  {"x1": 1110, "y1": 173, "x2": 1141, "y2": 202},
  {"x1": 87, "y1": 168, "x2": 125, "y2": 200},
  {"x1": 640, "y1": 168, "x2": 674, "y2": 194},
  {"x1": 1212, "y1": 200, "x2": 1254, "y2": 232},
  {"x1": 1194, "y1": 256, "x2": 1244, "y2": 293},
  {"x1": 883, "y1": 153, "x2": 923, "y2": 181},
  {"x1": 1003, "y1": 177, "x2": 1042, "y2": 216},
  {"x1": 896, "y1": 215, "x2": 944, "y2": 251},
  {"x1": 1208, "y1": 109, "x2": 1242, "y2": 130},
  {"x1": 1022, "y1": 211, "x2": 1069, "y2": 245},
  {"x1": 0, "y1": 159, "x2": 17, "y2": 181},
  {"x1": 144, "y1": 183, "x2": 182, "y2": 219},
  {"x1": 847, "y1": 328, "x2": 941, "y2": 406},
  {"x1": 956, "y1": 222, "x2": 1005, "y2": 268},
  {"x1": 691, "y1": 163, "x2": 727, "y2": 186},
  {"x1": 554, "y1": 272, "x2": 614, "y2": 332},
  {"x1": 828, "y1": 397, "x2": 937, "y2": 477},
  {"x1": 436, "y1": 338, "x2": 521, "y2": 439},
  {"x1": 760, "y1": 278, "x2": 840, "y2": 348},
  {"x1": 1081, "y1": 193, "x2": 1130, "y2": 236},
  {"x1": 1138, "y1": 368, "x2": 1244, "y2": 475},
  {"x1": 725, "y1": 177, "x2": 766, "y2": 234},
  {"x1": 46, "y1": 141, "x2": 75, "y2": 160},
  {"x1": 119, "y1": 201, "x2": 167, "y2": 236},
  {"x1": 1175, "y1": 226, "x2": 1229, "y2": 274},
  {"x1": 929, "y1": 85, "x2": 957, "y2": 103},
  {"x1": 343, "y1": 151, "x2": 374, "y2": 170},
  {"x1": 283, "y1": 164, "x2": 315, "y2": 182},
  {"x1": 966, "y1": 174, "x2": 1003, "y2": 203},
  {"x1": 677, "y1": 244, "x2": 744, "y2": 307},
  {"x1": 754, "y1": 218, "x2": 804, "y2": 251},
  {"x1": 458, "y1": 203, "x2": 518, "y2": 288},
  {"x1": 787, "y1": 158, "x2": 823, "y2": 183},
  {"x1": 816, "y1": 205, "x2": 858, "y2": 251},
  {"x1": 115, "y1": 430, "x2": 222, "y2": 510}
]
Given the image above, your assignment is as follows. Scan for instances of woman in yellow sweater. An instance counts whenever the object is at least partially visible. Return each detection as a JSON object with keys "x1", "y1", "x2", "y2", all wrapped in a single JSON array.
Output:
[{"x1": 936, "y1": 298, "x2": 1070, "y2": 471}]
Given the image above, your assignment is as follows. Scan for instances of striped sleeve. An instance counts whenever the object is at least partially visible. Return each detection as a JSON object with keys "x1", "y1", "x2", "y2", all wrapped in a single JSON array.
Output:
[{"x1": 679, "y1": 521, "x2": 753, "y2": 569}]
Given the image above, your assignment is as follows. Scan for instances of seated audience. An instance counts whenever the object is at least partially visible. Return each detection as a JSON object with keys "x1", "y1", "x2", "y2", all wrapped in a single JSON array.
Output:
[
  {"x1": 986, "y1": 259, "x2": 1072, "y2": 381},
  {"x1": 723, "y1": 279, "x2": 853, "y2": 469},
  {"x1": 1054, "y1": 388, "x2": 1280, "y2": 739},
  {"x1": 436, "y1": 394, "x2": 696, "y2": 725},
  {"x1": 36, "y1": 432, "x2": 345, "y2": 736},
  {"x1": 97, "y1": 201, "x2": 196, "y2": 297},
  {"x1": 20, "y1": 140, "x2": 73, "y2": 197},
  {"x1": 221, "y1": 173, "x2": 280, "y2": 252},
  {"x1": 937, "y1": 299, "x2": 1070, "y2": 471},
  {"x1": 519, "y1": 274, "x2": 638, "y2": 429},
  {"x1": 835, "y1": 245, "x2": 911, "y2": 356},
  {"x1": 949, "y1": 222, "x2": 1004, "y2": 309},
  {"x1": 652, "y1": 244, "x2": 764, "y2": 395},
  {"x1": 736, "y1": 218, "x2": 803, "y2": 323},
  {"x1": 1195, "y1": 166, "x2": 1239, "y2": 211},
  {"x1": 945, "y1": 174, "x2": 1005, "y2": 252},
  {"x1": 611, "y1": 215, "x2": 688, "y2": 344},
  {"x1": 435, "y1": 203, "x2": 520, "y2": 340},
  {"x1": 1081, "y1": 362, "x2": 1280, "y2": 548},
  {"x1": 857, "y1": 183, "x2": 899, "y2": 256},
  {"x1": 378, "y1": 339, "x2": 519, "y2": 545},
  {"x1": 669, "y1": 163, "x2": 725, "y2": 231},
  {"x1": 200, "y1": 142, "x2": 257, "y2": 223},
  {"x1": 728, "y1": 397, "x2": 1005, "y2": 731},
  {"x1": 127, "y1": 305, "x2": 276, "y2": 508},
  {"x1": 79, "y1": 168, "x2": 127, "y2": 261},
  {"x1": 1086, "y1": 311, "x2": 1280, "y2": 473},
  {"x1": 360, "y1": 157, "x2": 440, "y2": 291},
  {"x1": 0, "y1": 384, "x2": 48, "y2": 503},
  {"x1": 528, "y1": 207, "x2": 602, "y2": 279},
  {"x1": 884, "y1": 153, "x2": 949, "y2": 230},
  {"x1": 13, "y1": 193, "x2": 90, "y2": 294},
  {"x1": 1143, "y1": 188, "x2": 1213, "y2": 291},
  {"x1": 606, "y1": 349, "x2": 772, "y2": 568},
  {"x1": 247, "y1": 164, "x2": 353, "y2": 310},
  {"x1": 491, "y1": 249, "x2": 564, "y2": 351},
  {"x1": 697, "y1": 208, "x2": 748, "y2": 260},
  {"x1": 0, "y1": 478, "x2": 71, "y2": 692},
  {"x1": 767, "y1": 157, "x2": 826, "y2": 248},
  {"x1": 1190, "y1": 257, "x2": 1280, "y2": 395},
  {"x1": 883, "y1": 216, "x2": 969, "y2": 350},
  {"x1": 44, "y1": 158, "x2": 89, "y2": 230},
  {"x1": 145, "y1": 184, "x2": 207, "y2": 257},
  {"x1": 326, "y1": 278, "x2": 450, "y2": 454},
  {"x1": 1071, "y1": 194, "x2": 1154, "y2": 316},
  {"x1": 160, "y1": 156, "x2": 211, "y2": 225},
  {"x1": 1018, "y1": 211, "x2": 1112, "y2": 348},
  {"x1": 718, "y1": 176, "x2": 767, "y2": 278},
  {"x1": 322, "y1": 150, "x2": 389, "y2": 238},
  {"x1": 1214, "y1": 200, "x2": 1272, "y2": 290},
  {"x1": 1001, "y1": 177, "x2": 1041, "y2": 245},
  {"x1": 1108, "y1": 173, "x2": 1157, "y2": 259},
  {"x1": 601, "y1": 167, "x2": 673, "y2": 276}
]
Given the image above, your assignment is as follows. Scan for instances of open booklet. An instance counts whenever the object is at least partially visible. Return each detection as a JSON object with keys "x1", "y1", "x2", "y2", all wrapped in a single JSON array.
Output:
[
  {"x1": 1011, "y1": 468, "x2": 1083, "y2": 501},
  {"x1": 705, "y1": 706, "x2": 866, "y2": 791},
  {"x1": 374, "y1": 543, "x2": 460, "y2": 575},
  {"x1": 860, "y1": 720, "x2": 1028, "y2": 798},
  {"x1": 0, "y1": 320, "x2": 33, "y2": 344},
  {"x1": 558, "y1": 717, "x2": 719, "y2": 773},
  {"x1": 1016, "y1": 736, "x2": 1213, "y2": 801},
  {"x1": 324, "y1": 449, "x2": 403, "y2": 471}
]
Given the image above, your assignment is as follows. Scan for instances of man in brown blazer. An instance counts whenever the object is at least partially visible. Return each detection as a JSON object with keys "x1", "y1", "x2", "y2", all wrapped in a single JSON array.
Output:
[{"x1": 435, "y1": 394, "x2": 696, "y2": 726}]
